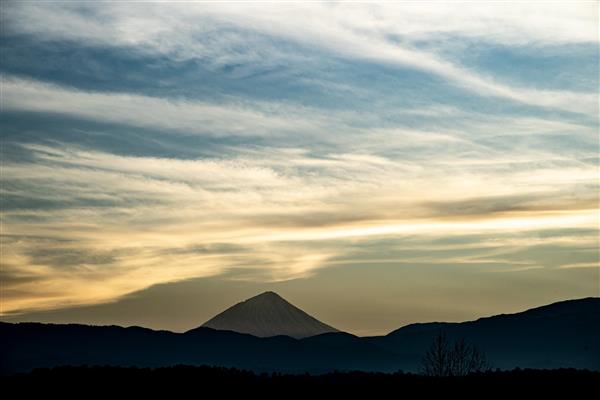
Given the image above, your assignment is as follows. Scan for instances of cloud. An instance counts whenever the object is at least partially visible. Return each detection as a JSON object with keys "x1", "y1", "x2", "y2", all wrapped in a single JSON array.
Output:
[
  {"x1": 1, "y1": 141, "x2": 597, "y2": 314},
  {"x1": 1, "y1": 2, "x2": 597, "y2": 320},
  {"x1": 6, "y1": 2, "x2": 596, "y2": 49},
  {"x1": 3, "y1": 2, "x2": 597, "y2": 114},
  {"x1": 557, "y1": 262, "x2": 600, "y2": 270},
  {"x1": 423, "y1": 193, "x2": 599, "y2": 219},
  {"x1": 1, "y1": 75, "x2": 331, "y2": 137},
  {"x1": 3, "y1": 73, "x2": 595, "y2": 160}
]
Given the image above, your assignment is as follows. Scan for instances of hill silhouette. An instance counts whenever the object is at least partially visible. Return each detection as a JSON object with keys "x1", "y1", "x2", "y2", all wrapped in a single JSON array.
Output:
[
  {"x1": 1, "y1": 296, "x2": 598, "y2": 374},
  {"x1": 370, "y1": 297, "x2": 600, "y2": 371}
]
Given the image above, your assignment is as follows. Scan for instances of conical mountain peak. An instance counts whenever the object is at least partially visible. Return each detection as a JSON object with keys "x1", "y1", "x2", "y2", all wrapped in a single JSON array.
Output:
[
  {"x1": 201, "y1": 292, "x2": 338, "y2": 338},
  {"x1": 243, "y1": 291, "x2": 288, "y2": 305},
  {"x1": 253, "y1": 291, "x2": 282, "y2": 300}
]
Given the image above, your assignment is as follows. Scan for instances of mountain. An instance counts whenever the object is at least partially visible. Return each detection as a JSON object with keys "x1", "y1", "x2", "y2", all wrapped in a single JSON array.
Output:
[
  {"x1": 201, "y1": 291, "x2": 338, "y2": 338},
  {"x1": 1, "y1": 297, "x2": 598, "y2": 375},
  {"x1": 367, "y1": 297, "x2": 600, "y2": 371},
  {"x1": 0, "y1": 324, "x2": 399, "y2": 375}
]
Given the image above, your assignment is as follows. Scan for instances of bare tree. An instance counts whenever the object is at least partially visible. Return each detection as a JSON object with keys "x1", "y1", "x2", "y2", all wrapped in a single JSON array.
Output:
[
  {"x1": 422, "y1": 331, "x2": 451, "y2": 377},
  {"x1": 422, "y1": 332, "x2": 490, "y2": 377}
]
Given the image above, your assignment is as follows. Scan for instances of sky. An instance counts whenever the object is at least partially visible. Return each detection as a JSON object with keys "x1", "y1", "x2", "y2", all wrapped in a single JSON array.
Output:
[{"x1": 0, "y1": 1, "x2": 598, "y2": 336}]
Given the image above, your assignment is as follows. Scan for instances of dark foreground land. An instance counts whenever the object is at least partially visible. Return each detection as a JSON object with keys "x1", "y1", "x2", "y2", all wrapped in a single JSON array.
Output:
[{"x1": 2, "y1": 365, "x2": 598, "y2": 396}]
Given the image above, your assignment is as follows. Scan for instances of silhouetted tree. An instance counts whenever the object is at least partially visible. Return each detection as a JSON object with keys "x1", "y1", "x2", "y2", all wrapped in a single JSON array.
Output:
[
  {"x1": 422, "y1": 332, "x2": 490, "y2": 376},
  {"x1": 422, "y1": 331, "x2": 451, "y2": 377}
]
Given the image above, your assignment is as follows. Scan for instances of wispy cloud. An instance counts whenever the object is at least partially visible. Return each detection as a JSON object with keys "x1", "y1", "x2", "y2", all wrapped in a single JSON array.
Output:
[
  {"x1": 1, "y1": 2, "x2": 597, "y2": 321},
  {"x1": 4, "y1": 2, "x2": 597, "y2": 114},
  {"x1": 1, "y1": 75, "x2": 332, "y2": 137},
  {"x1": 557, "y1": 262, "x2": 600, "y2": 270},
  {"x1": 2, "y1": 141, "x2": 597, "y2": 314}
]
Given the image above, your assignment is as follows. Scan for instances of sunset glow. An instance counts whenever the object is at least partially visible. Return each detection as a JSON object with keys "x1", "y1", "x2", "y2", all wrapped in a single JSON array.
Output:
[{"x1": 1, "y1": 1, "x2": 598, "y2": 335}]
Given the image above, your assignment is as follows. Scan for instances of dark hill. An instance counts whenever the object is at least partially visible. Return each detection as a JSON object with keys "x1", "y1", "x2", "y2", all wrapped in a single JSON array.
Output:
[
  {"x1": 368, "y1": 297, "x2": 600, "y2": 371},
  {"x1": 1, "y1": 297, "x2": 598, "y2": 374}
]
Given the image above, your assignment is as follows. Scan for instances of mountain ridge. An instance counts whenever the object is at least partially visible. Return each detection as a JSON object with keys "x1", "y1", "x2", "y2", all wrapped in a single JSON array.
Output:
[
  {"x1": 373, "y1": 297, "x2": 599, "y2": 370},
  {"x1": 1, "y1": 297, "x2": 598, "y2": 374},
  {"x1": 384, "y1": 296, "x2": 600, "y2": 337}
]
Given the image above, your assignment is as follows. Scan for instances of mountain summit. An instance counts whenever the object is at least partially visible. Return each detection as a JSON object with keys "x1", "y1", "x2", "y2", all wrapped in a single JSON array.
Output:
[{"x1": 201, "y1": 291, "x2": 339, "y2": 338}]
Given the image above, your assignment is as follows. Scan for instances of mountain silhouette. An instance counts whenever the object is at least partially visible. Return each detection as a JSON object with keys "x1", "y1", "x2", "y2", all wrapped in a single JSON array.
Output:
[
  {"x1": 1, "y1": 297, "x2": 598, "y2": 374},
  {"x1": 201, "y1": 291, "x2": 338, "y2": 338},
  {"x1": 368, "y1": 297, "x2": 600, "y2": 371}
]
